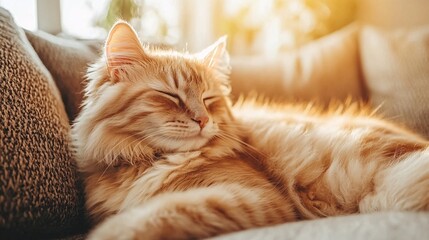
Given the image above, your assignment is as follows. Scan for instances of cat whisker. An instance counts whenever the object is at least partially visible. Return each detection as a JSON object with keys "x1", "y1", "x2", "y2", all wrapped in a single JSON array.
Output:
[{"x1": 217, "y1": 131, "x2": 267, "y2": 158}]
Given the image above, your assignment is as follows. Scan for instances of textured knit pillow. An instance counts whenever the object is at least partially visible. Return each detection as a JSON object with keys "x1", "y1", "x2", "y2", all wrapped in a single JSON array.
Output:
[
  {"x1": 25, "y1": 30, "x2": 101, "y2": 121},
  {"x1": 230, "y1": 24, "x2": 365, "y2": 104},
  {"x1": 360, "y1": 26, "x2": 429, "y2": 138},
  {"x1": 0, "y1": 8, "x2": 84, "y2": 238}
]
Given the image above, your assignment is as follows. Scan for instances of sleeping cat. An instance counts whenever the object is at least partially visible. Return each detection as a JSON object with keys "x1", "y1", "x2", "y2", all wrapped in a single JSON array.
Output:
[{"x1": 72, "y1": 21, "x2": 429, "y2": 240}]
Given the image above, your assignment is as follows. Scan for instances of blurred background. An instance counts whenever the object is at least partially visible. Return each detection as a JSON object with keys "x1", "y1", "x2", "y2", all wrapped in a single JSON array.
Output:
[
  {"x1": 0, "y1": 0, "x2": 357, "y2": 56},
  {"x1": 1, "y1": 0, "x2": 429, "y2": 136}
]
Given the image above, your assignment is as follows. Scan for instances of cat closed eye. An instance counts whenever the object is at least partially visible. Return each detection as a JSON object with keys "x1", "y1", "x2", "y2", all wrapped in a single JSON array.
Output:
[
  {"x1": 156, "y1": 90, "x2": 182, "y2": 105},
  {"x1": 203, "y1": 96, "x2": 221, "y2": 106}
]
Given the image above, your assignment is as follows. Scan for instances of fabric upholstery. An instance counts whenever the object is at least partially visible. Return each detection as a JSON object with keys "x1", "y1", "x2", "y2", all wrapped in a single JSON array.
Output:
[
  {"x1": 25, "y1": 30, "x2": 101, "y2": 121},
  {"x1": 230, "y1": 24, "x2": 365, "y2": 104},
  {"x1": 360, "y1": 25, "x2": 429, "y2": 138},
  {"x1": 358, "y1": 0, "x2": 429, "y2": 29},
  {"x1": 213, "y1": 212, "x2": 429, "y2": 240},
  {"x1": 0, "y1": 7, "x2": 85, "y2": 238}
]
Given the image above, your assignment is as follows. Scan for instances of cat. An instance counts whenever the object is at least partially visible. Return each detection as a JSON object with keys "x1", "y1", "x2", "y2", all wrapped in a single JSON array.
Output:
[{"x1": 72, "y1": 21, "x2": 429, "y2": 240}]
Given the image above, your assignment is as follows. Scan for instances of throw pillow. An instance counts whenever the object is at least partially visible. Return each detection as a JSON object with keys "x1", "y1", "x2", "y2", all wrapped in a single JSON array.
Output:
[
  {"x1": 25, "y1": 30, "x2": 101, "y2": 121},
  {"x1": 360, "y1": 25, "x2": 429, "y2": 138},
  {"x1": 230, "y1": 24, "x2": 365, "y2": 104},
  {"x1": 0, "y1": 7, "x2": 85, "y2": 238}
]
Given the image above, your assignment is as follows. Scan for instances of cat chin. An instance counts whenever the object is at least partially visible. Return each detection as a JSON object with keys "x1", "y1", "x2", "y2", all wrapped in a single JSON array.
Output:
[
  {"x1": 151, "y1": 126, "x2": 218, "y2": 152},
  {"x1": 155, "y1": 136, "x2": 211, "y2": 152}
]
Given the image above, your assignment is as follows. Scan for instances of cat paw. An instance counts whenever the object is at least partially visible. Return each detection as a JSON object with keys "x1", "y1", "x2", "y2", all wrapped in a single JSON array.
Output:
[
  {"x1": 88, "y1": 215, "x2": 138, "y2": 240},
  {"x1": 88, "y1": 212, "x2": 157, "y2": 240}
]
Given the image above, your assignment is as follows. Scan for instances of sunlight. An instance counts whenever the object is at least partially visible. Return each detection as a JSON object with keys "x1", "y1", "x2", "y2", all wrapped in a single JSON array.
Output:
[
  {"x1": 218, "y1": 0, "x2": 356, "y2": 55},
  {"x1": 0, "y1": 0, "x2": 356, "y2": 55},
  {"x1": 0, "y1": 0, "x2": 37, "y2": 30},
  {"x1": 60, "y1": 0, "x2": 110, "y2": 39}
]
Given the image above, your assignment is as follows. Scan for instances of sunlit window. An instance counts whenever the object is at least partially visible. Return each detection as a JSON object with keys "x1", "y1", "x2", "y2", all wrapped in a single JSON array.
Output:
[
  {"x1": 0, "y1": 0, "x2": 37, "y2": 31},
  {"x1": 60, "y1": 0, "x2": 181, "y2": 43},
  {"x1": 218, "y1": 0, "x2": 356, "y2": 55},
  {"x1": 60, "y1": 0, "x2": 110, "y2": 39},
  {"x1": 1, "y1": 0, "x2": 356, "y2": 55}
]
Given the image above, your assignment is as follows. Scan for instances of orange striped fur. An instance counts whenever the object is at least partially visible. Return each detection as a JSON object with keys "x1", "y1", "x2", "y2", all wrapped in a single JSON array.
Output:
[{"x1": 72, "y1": 22, "x2": 429, "y2": 240}]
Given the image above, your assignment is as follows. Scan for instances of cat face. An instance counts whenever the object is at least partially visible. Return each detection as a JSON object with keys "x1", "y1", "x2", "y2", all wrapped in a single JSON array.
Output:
[{"x1": 80, "y1": 22, "x2": 233, "y2": 155}]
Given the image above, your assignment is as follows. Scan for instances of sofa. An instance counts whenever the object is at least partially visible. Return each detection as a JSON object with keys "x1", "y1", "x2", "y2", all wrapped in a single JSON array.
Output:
[{"x1": 1, "y1": 1, "x2": 429, "y2": 239}]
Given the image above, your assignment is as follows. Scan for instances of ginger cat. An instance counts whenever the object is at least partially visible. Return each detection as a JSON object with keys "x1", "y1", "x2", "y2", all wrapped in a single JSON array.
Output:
[{"x1": 72, "y1": 22, "x2": 429, "y2": 240}]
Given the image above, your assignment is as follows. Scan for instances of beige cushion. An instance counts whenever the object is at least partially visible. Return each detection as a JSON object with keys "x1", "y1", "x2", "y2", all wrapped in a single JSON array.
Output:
[
  {"x1": 230, "y1": 24, "x2": 364, "y2": 104},
  {"x1": 0, "y1": 7, "x2": 84, "y2": 238},
  {"x1": 360, "y1": 25, "x2": 429, "y2": 138},
  {"x1": 25, "y1": 30, "x2": 101, "y2": 121},
  {"x1": 213, "y1": 212, "x2": 429, "y2": 240},
  {"x1": 358, "y1": 0, "x2": 429, "y2": 29}
]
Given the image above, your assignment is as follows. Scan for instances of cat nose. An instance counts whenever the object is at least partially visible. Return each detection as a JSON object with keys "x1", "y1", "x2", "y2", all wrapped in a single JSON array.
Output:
[{"x1": 192, "y1": 116, "x2": 209, "y2": 129}]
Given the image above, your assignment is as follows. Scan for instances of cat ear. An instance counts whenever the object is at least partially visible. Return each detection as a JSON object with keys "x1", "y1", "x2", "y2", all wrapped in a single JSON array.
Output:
[
  {"x1": 105, "y1": 21, "x2": 147, "y2": 81},
  {"x1": 195, "y1": 36, "x2": 231, "y2": 76}
]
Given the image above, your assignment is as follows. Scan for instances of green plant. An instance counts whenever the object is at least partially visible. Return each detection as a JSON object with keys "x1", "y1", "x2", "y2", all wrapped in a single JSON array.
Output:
[{"x1": 96, "y1": 0, "x2": 141, "y2": 31}]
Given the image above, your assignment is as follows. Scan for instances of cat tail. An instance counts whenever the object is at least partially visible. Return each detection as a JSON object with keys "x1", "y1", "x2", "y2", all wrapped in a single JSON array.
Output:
[
  {"x1": 359, "y1": 148, "x2": 429, "y2": 212},
  {"x1": 88, "y1": 184, "x2": 296, "y2": 240}
]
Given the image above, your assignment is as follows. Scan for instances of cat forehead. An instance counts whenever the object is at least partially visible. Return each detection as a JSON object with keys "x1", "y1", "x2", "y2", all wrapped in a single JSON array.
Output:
[{"x1": 155, "y1": 57, "x2": 211, "y2": 89}]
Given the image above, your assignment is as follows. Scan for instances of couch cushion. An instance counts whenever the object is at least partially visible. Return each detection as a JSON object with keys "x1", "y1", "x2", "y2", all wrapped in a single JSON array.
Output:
[
  {"x1": 230, "y1": 24, "x2": 365, "y2": 104},
  {"x1": 0, "y1": 7, "x2": 85, "y2": 238},
  {"x1": 360, "y1": 25, "x2": 429, "y2": 138},
  {"x1": 358, "y1": 0, "x2": 429, "y2": 29},
  {"x1": 213, "y1": 212, "x2": 429, "y2": 240},
  {"x1": 25, "y1": 30, "x2": 101, "y2": 121}
]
